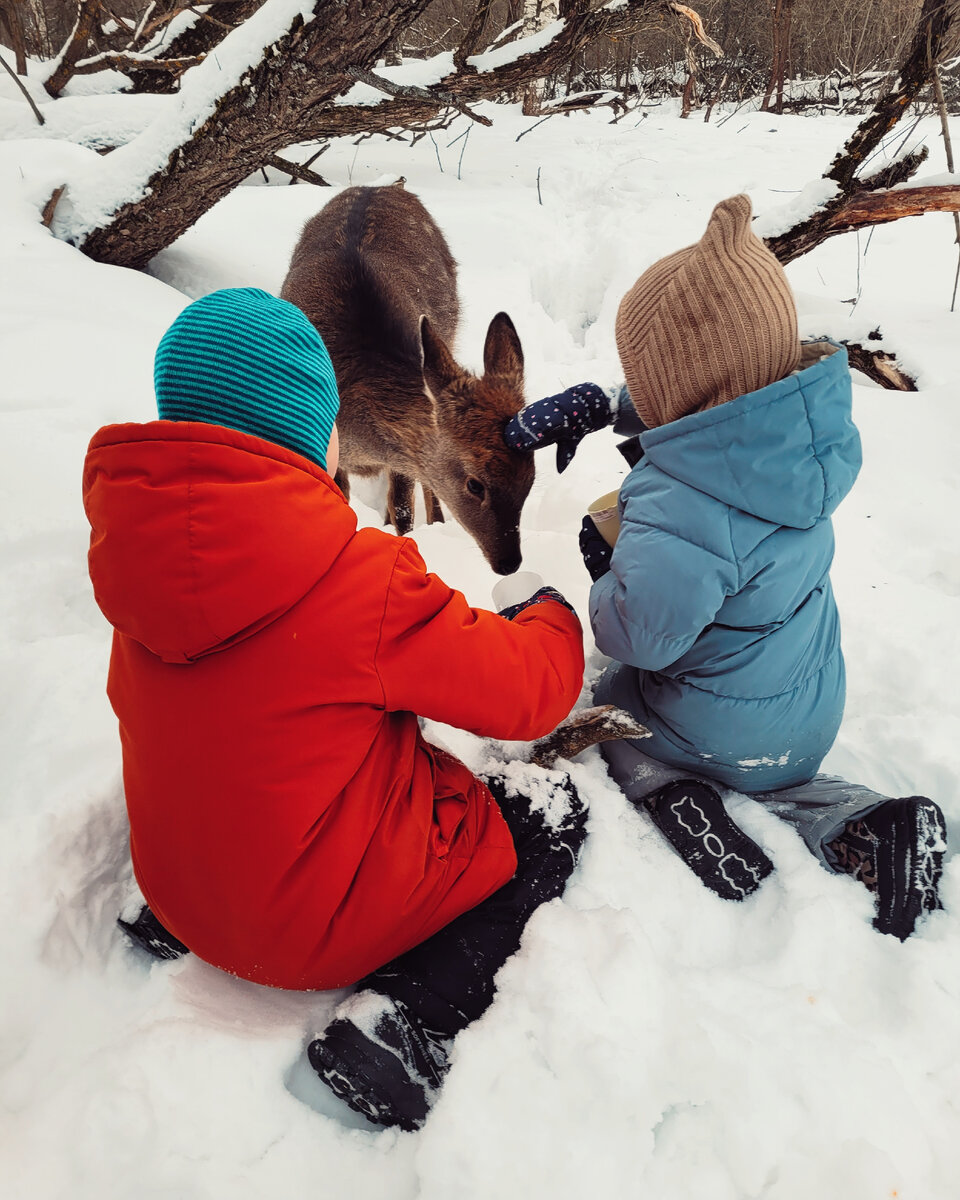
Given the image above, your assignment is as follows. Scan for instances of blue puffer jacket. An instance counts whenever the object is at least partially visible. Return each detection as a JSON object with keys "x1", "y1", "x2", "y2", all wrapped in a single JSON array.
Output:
[{"x1": 591, "y1": 343, "x2": 861, "y2": 792}]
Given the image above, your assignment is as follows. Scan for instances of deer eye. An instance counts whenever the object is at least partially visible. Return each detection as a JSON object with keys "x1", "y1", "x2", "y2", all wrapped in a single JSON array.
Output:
[{"x1": 466, "y1": 477, "x2": 486, "y2": 499}]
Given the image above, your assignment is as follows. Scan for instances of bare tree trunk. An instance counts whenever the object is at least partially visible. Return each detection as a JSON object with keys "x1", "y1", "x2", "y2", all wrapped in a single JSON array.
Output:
[
  {"x1": 0, "y1": 2, "x2": 27, "y2": 74},
  {"x1": 761, "y1": 0, "x2": 794, "y2": 114},
  {"x1": 520, "y1": 0, "x2": 559, "y2": 115},
  {"x1": 45, "y1": 0, "x2": 104, "y2": 97}
]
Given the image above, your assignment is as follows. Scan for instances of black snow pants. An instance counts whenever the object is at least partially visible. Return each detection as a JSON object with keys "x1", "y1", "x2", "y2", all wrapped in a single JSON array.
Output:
[{"x1": 359, "y1": 771, "x2": 587, "y2": 1038}]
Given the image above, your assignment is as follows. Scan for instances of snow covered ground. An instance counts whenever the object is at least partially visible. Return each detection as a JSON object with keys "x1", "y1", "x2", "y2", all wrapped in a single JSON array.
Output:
[{"x1": 2, "y1": 80, "x2": 960, "y2": 1199}]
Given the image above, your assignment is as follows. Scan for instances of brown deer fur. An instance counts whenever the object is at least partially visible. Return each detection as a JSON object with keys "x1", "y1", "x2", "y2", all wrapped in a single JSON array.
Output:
[{"x1": 280, "y1": 185, "x2": 534, "y2": 576}]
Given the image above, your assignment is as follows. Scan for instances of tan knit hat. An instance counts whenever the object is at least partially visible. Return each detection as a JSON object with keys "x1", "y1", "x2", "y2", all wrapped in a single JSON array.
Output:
[{"x1": 615, "y1": 194, "x2": 801, "y2": 428}]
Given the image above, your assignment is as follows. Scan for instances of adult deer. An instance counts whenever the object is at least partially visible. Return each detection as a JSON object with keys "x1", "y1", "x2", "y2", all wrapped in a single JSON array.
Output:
[{"x1": 281, "y1": 185, "x2": 534, "y2": 576}]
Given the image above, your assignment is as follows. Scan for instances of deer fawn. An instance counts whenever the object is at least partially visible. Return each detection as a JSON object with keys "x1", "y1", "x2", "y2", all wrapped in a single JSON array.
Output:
[{"x1": 280, "y1": 185, "x2": 534, "y2": 576}]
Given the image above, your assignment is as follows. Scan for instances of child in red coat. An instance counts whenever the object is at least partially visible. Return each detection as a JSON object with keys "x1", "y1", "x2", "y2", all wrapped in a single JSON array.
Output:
[{"x1": 84, "y1": 288, "x2": 586, "y2": 1130}]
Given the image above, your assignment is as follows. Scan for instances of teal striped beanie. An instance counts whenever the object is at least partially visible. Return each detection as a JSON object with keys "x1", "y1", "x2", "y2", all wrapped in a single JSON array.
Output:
[{"x1": 155, "y1": 288, "x2": 340, "y2": 471}]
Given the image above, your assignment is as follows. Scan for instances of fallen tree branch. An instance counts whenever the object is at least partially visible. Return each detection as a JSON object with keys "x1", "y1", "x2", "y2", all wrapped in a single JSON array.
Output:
[
  {"x1": 346, "y1": 65, "x2": 493, "y2": 125},
  {"x1": 69, "y1": 0, "x2": 709, "y2": 270},
  {"x1": 531, "y1": 705, "x2": 652, "y2": 769},
  {"x1": 842, "y1": 339, "x2": 918, "y2": 391},
  {"x1": 263, "y1": 152, "x2": 330, "y2": 185},
  {"x1": 1, "y1": 51, "x2": 45, "y2": 123},
  {"x1": 767, "y1": 183, "x2": 960, "y2": 262},
  {"x1": 72, "y1": 51, "x2": 204, "y2": 76},
  {"x1": 41, "y1": 186, "x2": 66, "y2": 227}
]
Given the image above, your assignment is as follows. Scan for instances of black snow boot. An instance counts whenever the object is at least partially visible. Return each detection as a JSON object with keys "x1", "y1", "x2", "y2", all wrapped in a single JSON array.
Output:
[
  {"x1": 827, "y1": 796, "x2": 946, "y2": 940},
  {"x1": 638, "y1": 779, "x2": 774, "y2": 901},
  {"x1": 117, "y1": 904, "x2": 190, "y2": 961},
  {"x1": 308, "y1": 995, "x2": 450, "y2": 1132}
]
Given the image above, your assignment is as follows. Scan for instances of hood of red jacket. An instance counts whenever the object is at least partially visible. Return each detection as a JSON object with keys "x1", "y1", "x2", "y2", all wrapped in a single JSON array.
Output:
[{"x1": 83, "y1": 421, "x2": 357, "y2": 664}]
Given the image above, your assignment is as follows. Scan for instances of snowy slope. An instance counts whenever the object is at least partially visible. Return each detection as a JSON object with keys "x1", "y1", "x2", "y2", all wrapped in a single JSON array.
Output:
[{"x1": 1, "y1": 97, "x2": 959, "y2": 1200}]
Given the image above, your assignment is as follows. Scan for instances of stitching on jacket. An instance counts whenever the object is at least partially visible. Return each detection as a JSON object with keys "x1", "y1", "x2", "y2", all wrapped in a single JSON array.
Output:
[
  {"x1": 621, "y1": 506, "x2": 738, "y2": 569},
  {"x1": 372, "y1": 539, "x2": 407, "y2": 710},
  {"x1": 801, "y1": 383, "x2": 829, "y2": 521}
]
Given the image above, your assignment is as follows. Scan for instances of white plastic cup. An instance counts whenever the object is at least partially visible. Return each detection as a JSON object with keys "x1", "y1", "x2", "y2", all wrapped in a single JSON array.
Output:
[{"x1": 492, "y1": 570, "x2": 545, "y2": 612}]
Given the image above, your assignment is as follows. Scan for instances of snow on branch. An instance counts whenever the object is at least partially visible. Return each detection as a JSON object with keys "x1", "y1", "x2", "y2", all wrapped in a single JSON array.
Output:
[{"x1": 60, "y1": 0, "x2": 702, "y2": 270}]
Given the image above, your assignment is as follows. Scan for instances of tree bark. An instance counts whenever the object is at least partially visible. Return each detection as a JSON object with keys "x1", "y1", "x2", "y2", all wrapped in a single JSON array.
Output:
[
  {"x1": 767, "y1": 184, "x2": 960, "y2": 263},
  {"x1": 0, "y1": 2, "x2": 28, "y2": 74},
  {"x1": 826, "y1": 0, "x2": 958, "y2": 192},
  {"x1": 530, "y1": 705, "x2": 651, "y2": 768},
  {"x1": 44, "y1": 1, "x2": 103, "y2": 97},
  {"x1": 70, "y1": 0, "x2": 700, "y2": 270},
  {"x1": 127, "y1": 0, "x2": 266, "y2": 93}
]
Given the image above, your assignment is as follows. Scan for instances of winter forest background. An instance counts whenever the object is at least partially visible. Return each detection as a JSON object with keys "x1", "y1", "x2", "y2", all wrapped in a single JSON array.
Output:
[{"x1": 2, "y1": 1, "x2": 960, "y2": 1198}]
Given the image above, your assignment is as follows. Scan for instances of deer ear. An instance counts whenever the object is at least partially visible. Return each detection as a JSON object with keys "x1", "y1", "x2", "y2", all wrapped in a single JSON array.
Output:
[
  {"x1": 483, "y1": 312, "x2": 524, "y2": 382},
  {"x1": 419, "y1": 315, "x2": 460, "y2": 399}
]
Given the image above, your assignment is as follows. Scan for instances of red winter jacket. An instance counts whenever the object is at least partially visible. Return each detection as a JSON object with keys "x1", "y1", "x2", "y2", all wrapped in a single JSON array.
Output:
[{"x1": 83, "y1": 421, "x2": 583, "y2": 990}]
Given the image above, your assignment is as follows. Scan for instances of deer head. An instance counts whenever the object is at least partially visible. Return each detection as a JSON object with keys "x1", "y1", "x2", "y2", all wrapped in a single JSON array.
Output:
[{"x1": 419, "y1": 312, "x2": 534, "y2": 576}]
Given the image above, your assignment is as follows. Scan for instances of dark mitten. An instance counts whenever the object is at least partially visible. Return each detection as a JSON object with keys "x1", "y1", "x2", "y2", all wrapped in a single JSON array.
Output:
[
  {"x1": 579, "y1": 516, "x2": 613, "y2": 583},
  {"x1": 504, "y1": 383, "x2": 613, "y2": 473},
  {"x1": 499, "y1": 585, "x2": 577, "y2": 622}
]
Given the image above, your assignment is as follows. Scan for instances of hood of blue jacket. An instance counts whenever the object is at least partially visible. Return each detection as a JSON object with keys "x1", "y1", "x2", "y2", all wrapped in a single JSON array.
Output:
[{"x1": 639, "y1": 342, "x2": 861, "y2": 530}]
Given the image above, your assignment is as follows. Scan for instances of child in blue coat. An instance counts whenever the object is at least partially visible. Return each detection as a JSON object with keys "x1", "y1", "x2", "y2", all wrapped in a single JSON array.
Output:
[{"x1": 506, "y1": 195, "x2": 946, "y2": 939}]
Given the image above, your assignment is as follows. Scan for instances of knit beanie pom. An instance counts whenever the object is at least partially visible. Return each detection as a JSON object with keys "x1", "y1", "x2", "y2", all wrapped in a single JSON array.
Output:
[
  {"x1": 615, "y1": 194, "x2": 801, "y2": 429},
  {"x1": 155, "y1": 288, "x2": 340, "y2": 471}
]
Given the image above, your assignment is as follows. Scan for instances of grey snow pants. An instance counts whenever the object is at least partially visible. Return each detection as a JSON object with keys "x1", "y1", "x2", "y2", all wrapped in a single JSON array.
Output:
[{"x1": 595, "y1": 668, "x2": 886, "y2": 872}]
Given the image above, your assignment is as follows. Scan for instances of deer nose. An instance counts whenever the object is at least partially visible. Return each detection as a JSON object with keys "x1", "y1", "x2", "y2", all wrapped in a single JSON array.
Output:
[{"x1": 493, "y1": 550, "x2": 522, "y2": 576}]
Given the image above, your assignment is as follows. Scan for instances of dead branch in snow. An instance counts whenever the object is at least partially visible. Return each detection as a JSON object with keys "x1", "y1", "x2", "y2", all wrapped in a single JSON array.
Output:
[
  {"x1": 41, "y1": 185, "x2": 66, "y2": 226},
  {"x1": 72, "y1": 50, "x2": 203, "y2": 75},
  {"x1": 842, "y1": 339, "x2": 918, "y2": 391},
  {"x1": 263, "y1": 152, "x2": 331, "y2": 186},
  {"x1": 767, "y1": 183, "x2": 960, "y2": 263},
  {"x1": 0, "y1": 49, "x2": 44, "y2": 122},
  {"x1": 531, "y1": 705, "x2": 652, "y2": 769}
]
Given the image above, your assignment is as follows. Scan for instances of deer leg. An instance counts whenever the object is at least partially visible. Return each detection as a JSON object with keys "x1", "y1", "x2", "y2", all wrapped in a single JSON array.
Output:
[
  {"x1": 334, "y1": 469, "x2": 351, "y2": 502},
  {"x1": 423, "y1": 486, "x2": 445, "y2": 525},
  {"x1": 387, "y1": 471, "x2": 415, "y2": 535}
]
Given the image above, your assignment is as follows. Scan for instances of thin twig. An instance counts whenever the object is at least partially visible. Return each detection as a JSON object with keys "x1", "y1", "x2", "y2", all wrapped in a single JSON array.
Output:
[
  {"x1": 0, "y1": 52, "x2": 44, "y2": 124},
  {"x1": 516, "y1": 113, "x2": 554, "y2": 142},
  {"x1": 457, "y1": 124, "x2": 471, "y2": 179},
  {"x1": 429, "y1": 130, "x2": 444, "y2": 172},
  {"x1": 932, "y1": 62, "x2": 960, "y2": 312}
]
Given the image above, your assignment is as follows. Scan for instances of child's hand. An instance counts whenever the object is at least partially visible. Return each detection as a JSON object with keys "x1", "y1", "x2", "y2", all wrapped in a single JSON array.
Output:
[
  {"x1": 579, "y1": 517, "x2": 613, "y2": 582},
  {"x1": 504, "y1": 383, "x2": 614, "y2": 473},
  {"x1": 498, "y1": 586, "x2": 577, "y2": 621}
]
